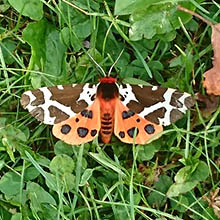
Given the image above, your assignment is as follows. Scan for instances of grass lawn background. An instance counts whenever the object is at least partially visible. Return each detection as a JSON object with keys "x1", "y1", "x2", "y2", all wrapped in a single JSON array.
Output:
[{"x1": 0, "y1": 0, "x2": 220, "y2": 219}]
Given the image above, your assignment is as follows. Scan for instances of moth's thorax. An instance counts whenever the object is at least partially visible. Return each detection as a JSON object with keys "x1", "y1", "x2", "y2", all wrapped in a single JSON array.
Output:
[{"x1": 97, "y1": 82, "x2": 119, "y2": 100}]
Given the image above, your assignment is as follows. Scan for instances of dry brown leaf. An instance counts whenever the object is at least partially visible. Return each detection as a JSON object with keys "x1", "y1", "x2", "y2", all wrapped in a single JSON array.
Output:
[
  {"x1": 203, "y1": 24, "x2": 220, "y2": 95},
  {"x1": 196, "y1": 93, "x2": 219, "y2": 118},
  {"x1": 203, "y1": 188, "x2": 220, "y2": 218}
]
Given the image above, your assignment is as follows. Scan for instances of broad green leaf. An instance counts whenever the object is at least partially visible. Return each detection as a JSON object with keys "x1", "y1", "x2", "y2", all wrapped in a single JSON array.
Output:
[
  {"x1": 49, "y1": 154, "x2": 75, "y2": 175},
  {"x1": 44, "y1": 29, "x2": 67, "y2": 78},
  {"x1": 129, "y1": 4, "x2": 174, "y2": 40},
  {"x1": 166, "y1": 162, "x2": 208, "y2": 197},
  {"x1": 72, "y1": 19, "x2": 92, "y2": 39},
  {"x1": 155, "y1": 175, "x2": 173, "y2": 193},
  {"x1": 115, "y1": 0, "x2": 174, "y2": 15},
  {"x1": 23, "y1": 19, "x2": 67, "y2": 83},
  {"x1": 45, "y1": 172, "x2": 75, "y2": 193},
  {"x1": 189, "y1": 161, "x2": 209, "y2": 182},
  {"x1": 11, "y1": 213, "x2": 22, "y2": 220},
  {"x1": 136, "y1": 144, "x2": 156, "y2": 161},
  {"x1": 120, "y1": 59, "x2": 148, "y2": 79},
  {"x1": 0, "y1": 125, "x2": 27, "y2": 161},
  {"x1": 0, "y1": 172, "x2": 22, "y2": 196},
  {"x1": 62, "y1": 173, "x2": 75, "y2": 192},
  {"x1": 148, "y1": 175, "x2": 172, "y2": 206},
  {"x1": 73, "y1": 0, "x2": 100, "y2": 11},
  {"x1": 22, "y1": 19, "x2": 48, "y2": 69},
  {"x1": 27, "y1": 182, "x2": 56, "y2": 212},
  {"x1": 174, "y1": 166, "x2": 191, "y2": 183},
  {"x1": 167, "y1": 180, "x2": 198, "y2": 198},
  {"x1": 0, "y1": 125, "x2": 26, "y2": 142},
  {"x1": 170, "y1": 195, "x2": 189, "y2": 212},
  {"x1": 128, "y1": 1, "x2": 198, "y2": 41},
  {"x1": 54, "y1": 141, "x2": 74, "y2": 156},
  {"x1": 30, "y1": 73, "x2": 41, "y2": 89},
  {"x1": 1, "y1": 39, "x2": 16, "y2": 64},
  {"x1": 148, "y1": 191, "x2": 165, "y2": 207},
  {"x1": 39, "y1": 204, "x2": 57, "y2": 220},
  {"x1": 23, "y1": 166, "x2": 40, "y2": 181},
  {"x1": 60, "y1": 27, "x2": 70, "y2": 47},
  {"x1": 8, "y1": 0, "x2": 43, "y2": 20}
]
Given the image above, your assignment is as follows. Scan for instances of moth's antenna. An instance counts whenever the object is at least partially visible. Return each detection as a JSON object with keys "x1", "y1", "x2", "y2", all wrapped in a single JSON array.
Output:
[
  {"x1": 87, "y1": 53, "x2": 106, "y2": 77},
  {"x1": 108, "y1": 48, "x2": 124, "y2": 77}
]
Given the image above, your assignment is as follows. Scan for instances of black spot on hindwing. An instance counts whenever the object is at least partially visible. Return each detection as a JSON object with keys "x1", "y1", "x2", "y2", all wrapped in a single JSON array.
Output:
[
  {"x1": 91, "y1": 129, "x2": 97, "y2": 137},
  {"x1": 81, "y1": 109, "x2": 93, "y2": 119},
  {"x1": 77, "y1": 127, "x2": 89, "y2": 138},
  {"x1": 127, "y1": 127, "x2": 139, "y2": 138},
  {"x1": 122, "y1": 110, "x2": 135, "y2": 119},
  {"x1": 61, "y1": 124, "x2": 71, "y2": 134},
  {"x1": 144, "y1": 124, "x2": 155, "y2": 134},
  {"x1": 119, "y1": 131, "x2": 125, "y2": 138},
  {"x1": 75, "y1": 118, "x2": 79, "y2": 122}
]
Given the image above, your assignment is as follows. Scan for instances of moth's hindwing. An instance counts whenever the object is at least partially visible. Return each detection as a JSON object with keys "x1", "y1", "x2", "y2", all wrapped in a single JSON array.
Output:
[
  {"x1": 21, "y1": 83, "x2": 97, "y2": 125},
  {"x1": 118, "y1": 84, "x2": 194, "y2": 126},
  {"x1": 114, "y1": 99, "x2": 163, "y2": 145},
  {"x1": 52, "y1": 98, "x2": 101, "y2": 145}
]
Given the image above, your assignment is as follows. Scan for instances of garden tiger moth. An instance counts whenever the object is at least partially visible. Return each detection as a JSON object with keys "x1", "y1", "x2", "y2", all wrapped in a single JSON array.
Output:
[{"x1": 21, "y1": 76, "x2": 194, "y2": 145}]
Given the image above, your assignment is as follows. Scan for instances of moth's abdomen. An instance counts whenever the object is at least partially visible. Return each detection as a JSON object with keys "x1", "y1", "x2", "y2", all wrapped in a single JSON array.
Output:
[
  {"x1": 100, "y1": 113, "x2": 114, "y2": 144},
  {"x1": 99, "y1": 97, "x2": 117, "y2": 144}
]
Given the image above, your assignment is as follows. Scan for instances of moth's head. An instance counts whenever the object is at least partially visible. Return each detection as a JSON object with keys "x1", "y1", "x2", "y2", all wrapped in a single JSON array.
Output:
[{"x1": 99, "y1": 77, "x2": 116, "y2": 84}]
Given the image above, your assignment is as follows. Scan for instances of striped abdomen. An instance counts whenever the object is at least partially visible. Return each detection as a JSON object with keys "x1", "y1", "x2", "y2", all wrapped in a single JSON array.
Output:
[
  {"x1": 100, "y1": 112, "x2": 114, "y2": 144},
  {"x1": 99, "y1": 96, "x2": 117, "y2": 144}
]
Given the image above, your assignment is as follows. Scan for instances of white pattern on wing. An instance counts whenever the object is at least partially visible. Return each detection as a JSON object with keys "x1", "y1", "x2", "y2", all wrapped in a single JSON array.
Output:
[
  {"x1": 23, "y1": 83, "x2": 97, "y2": 125},
  {"x1": 138, "y1": 88, "x2": 190, "y2": 126},
  {"x1": 39, "y1": 87, "x2": 75, "y2": 124},
  {"x1": 57, "y1": 85, "x2": 64, "y2": 90},
  {"x1": 24, "y1": 91, "x2": 38, "y2": 112},
  {"x1": 118, "y1": 84, "x2": 138, "y2": 105},
  {"x1": 176, "y1": 92, "x2": 191, "y2": 112},
  {"x1": 119, "y1": 84, "x2": 192, "y2": 126},
  {"x1": 152, "y1": 86, "x2": 158, "y2": 91},
  {"x1": 77, "y1": 83, "x2": 97, "y2": 106}
]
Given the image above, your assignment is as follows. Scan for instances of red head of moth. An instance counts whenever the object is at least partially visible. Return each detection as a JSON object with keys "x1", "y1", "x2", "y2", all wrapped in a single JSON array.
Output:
[
  {"x1": 21, "y1": 76, "x2": 194, "y2": 145},
  {"x1": 99, "y1": 77, "x2": 117, "y2": 83}
]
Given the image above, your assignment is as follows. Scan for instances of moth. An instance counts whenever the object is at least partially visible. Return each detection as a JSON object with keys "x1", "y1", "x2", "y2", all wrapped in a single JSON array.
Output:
[{"x1": 21, "y1": 77, "x2": 194, "y2": 145}]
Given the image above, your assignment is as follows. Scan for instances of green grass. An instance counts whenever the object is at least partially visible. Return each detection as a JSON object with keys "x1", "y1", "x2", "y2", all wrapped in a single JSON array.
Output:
[{"x1": 1, "y1": 0, "x2": 220, "y2": 219}]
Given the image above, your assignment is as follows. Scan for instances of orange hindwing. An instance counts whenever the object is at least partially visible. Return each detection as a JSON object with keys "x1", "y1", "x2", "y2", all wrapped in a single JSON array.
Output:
[
  {"x1": 114, "y1": 99, "x2": 163, "y2": 145},
  {"x1": 52, "y1": 99, "x2": 100, "y2": 145}
]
